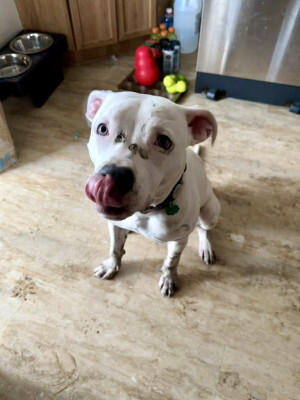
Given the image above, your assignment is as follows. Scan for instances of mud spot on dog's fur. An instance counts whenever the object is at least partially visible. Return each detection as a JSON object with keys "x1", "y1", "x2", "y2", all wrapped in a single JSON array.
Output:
[
  {"x1": 128, "y1": 144, "x2": 148, "y2": 160},
  {"x1": 115, "y1": 131, "x2": 126, "y2": 143},
  {"x1": 141, "y1": 124, "x2": 146, "y2": 137},
  {"x1": 128, "y1": 143, "x2": 138, "y2": 153}
]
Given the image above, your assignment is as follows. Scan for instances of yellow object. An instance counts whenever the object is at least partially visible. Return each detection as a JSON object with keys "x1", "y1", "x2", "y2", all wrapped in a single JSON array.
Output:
[
  {"x1": 150, "y1": 27, "x2": 160, "y2": 41},
  {"x1": 167, "y1": 27, "x2": 177, "y2": 40},
  {"x1": 163, "y1": 75, "x2": 176, "y2": 87},
  {"x1": 163, "y1": 74, "x2": 187, "y2": 94},
  {"x1": 176, "y1": 80, "x2": 187, "y2": 93},
  {"x1": 166, "y1": 84, "x2": 178, "y2": 94}
]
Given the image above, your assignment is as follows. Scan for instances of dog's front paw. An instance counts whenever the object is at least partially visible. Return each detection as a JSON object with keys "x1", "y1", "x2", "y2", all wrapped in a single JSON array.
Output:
[
  {"x1": 199, "y1": 238, "x2": 215, "y2": 265},
  {"x1": 93, "y1": 258, "x2": 120, "y2": 280},
  {"x1": 158, "y1": 273, "x2": 179, "y2": 297}
]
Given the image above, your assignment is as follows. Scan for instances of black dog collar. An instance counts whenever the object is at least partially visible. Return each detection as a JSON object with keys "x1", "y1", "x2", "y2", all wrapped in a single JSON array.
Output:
[{"x1": 141, "y1": 165, "x2": 187, "y2": 215}]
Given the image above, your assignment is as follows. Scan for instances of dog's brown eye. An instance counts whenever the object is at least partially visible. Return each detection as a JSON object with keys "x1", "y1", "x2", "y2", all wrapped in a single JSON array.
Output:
[
  {"x1": 97, "y1": 123, "x2": 108, "y2": 136},
  {"x1": 155, "y1": 135, "x2": 173, "y2": 151}
]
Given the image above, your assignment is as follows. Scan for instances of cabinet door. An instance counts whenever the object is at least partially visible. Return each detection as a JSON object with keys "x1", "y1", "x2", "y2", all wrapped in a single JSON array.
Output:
[
  {"x1": 69, "y1": 0, "x2": 118, "y2": 50},
  {"x1": 116, "y1": 0, "x2": 157, "y2": 41}
]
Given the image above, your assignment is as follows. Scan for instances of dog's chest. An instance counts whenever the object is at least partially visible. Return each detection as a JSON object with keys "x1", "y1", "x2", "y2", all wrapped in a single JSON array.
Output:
[{"x1": 113, "y1": 211, "x2": 192, "y2": 243}]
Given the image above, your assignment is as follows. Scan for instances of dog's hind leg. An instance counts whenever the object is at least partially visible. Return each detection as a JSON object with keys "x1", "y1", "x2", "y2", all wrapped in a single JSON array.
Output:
[
  {"x1": 159, "y1": 236, "x2": 189, "y2": 297},
  {"x1": 94, "y1": 222, "x2": 129, "y2": 279},
  {"x1": 197, "y1": 190, "x2": 220, "y2": 264}
]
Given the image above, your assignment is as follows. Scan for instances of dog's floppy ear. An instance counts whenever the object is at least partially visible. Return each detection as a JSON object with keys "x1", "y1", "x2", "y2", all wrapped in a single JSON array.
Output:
[
  {"x1": 183, "y1": 106, "x2": 217, "y2": 145},
  {"x1": 86, "y1": 90, "x2": 113, "y2": 125}
]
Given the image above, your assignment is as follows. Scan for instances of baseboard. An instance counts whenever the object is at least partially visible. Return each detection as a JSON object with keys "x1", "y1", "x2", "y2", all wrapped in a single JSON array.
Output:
[{"x1": 196, "y1": 72, "x2": 300, "y2": 106}]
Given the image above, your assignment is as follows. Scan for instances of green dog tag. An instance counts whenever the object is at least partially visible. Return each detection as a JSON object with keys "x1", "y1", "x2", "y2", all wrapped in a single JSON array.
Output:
[{"x1": 165, "y1": 204, "x2": 180, "y2": 215}]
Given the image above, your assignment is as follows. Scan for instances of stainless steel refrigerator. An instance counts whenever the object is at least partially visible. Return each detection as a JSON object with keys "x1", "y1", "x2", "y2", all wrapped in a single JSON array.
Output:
[{"x1": 196, "y1": 0, "x2": 300, "y2": 107}]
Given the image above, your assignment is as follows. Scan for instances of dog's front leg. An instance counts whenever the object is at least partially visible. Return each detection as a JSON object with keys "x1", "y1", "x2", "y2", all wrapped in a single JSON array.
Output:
[
  {"x1": 197, "y1": 190, "x2": 220, "y2": 264},
  {"x1": 159, "y1": 236, "x2": 188, "y2": 297},
  {"x1": 94, "y1": 222, "x2": 129, "y2": 280}
]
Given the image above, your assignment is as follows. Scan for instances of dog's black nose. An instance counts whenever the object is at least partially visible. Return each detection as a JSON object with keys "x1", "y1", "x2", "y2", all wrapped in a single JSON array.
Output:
[{"x1": 99, "y1": 164, "x2": 135, "y2": 195}]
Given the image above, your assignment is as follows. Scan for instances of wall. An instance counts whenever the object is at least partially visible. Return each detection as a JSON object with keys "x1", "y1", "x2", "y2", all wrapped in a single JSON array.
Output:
[{"x1": 0, "y1": 0, "x2": 22, "y2": 48}]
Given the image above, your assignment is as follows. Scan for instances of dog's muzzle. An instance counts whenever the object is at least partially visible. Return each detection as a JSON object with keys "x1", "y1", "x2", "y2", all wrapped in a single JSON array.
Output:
[
  {"x1": 85, "y1": 164, "x2": 135, "y2": 219},
  {"x1": 99, "y1": 164, "x2": 134, "y2": 195}
]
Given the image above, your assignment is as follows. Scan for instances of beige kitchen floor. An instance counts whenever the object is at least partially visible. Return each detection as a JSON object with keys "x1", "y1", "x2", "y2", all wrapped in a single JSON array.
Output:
[{"x1": 0, "y1": 53, "x2": 299, "y2": 400}]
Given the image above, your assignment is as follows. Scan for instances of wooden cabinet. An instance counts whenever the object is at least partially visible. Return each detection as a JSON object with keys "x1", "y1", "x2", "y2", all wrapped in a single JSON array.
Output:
[
  {"x1": 69, "y1": 0, "x2": 156, "y2": 49},
  {"x1": 68, "y1": 0, "x2": 118, "y2": 50},
  {"x1": 15, "y1": 0, "x2": 157, "y2": 60},
  {"x1": 117, "y1": 0, "x2": 157, "y2": 42}
]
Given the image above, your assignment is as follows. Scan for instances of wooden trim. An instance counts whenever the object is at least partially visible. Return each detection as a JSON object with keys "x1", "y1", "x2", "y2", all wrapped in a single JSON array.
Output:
[{"x1": 64, "y1": 35, "x2": 149, "y2": 64}]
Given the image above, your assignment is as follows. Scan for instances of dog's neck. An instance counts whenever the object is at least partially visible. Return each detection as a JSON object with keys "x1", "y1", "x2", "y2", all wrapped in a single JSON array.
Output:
[{"x1": 140, "y1": 165, "x2": 187, "y2": 215}]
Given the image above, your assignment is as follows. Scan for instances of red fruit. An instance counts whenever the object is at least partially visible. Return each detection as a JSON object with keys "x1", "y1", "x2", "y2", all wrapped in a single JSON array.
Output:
[{"x1": 134, "y1": 45, "x2": 160, "y2": 86}]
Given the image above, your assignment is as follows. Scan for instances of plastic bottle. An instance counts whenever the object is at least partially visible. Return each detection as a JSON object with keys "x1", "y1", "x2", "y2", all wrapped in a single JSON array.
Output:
[
  {"x1": 153, "y1": 43, "x2": 163, "y2": 78},
  {"x1": 162, "y1": 45, "x2": 174, "y2": 75},
  {"x1": 174, "y1": 0, "x2": 203, "y2": 54},
  {"x1": 160, "y1": 30, "x2": 168, "y2": 40},
  {"x1": 161, "y1": 7, "x2": 174, "y2": 30},
  {"x1": 167, "y1": 27, "x2": 177, "y2": 41},
  {"x1": 159, "y1": 23, "x2": 166, "y2": 32},
  {"x1": 171, "y1": 40, "x2": 181, "y2": 72},
  {"x1": 159, "y1": 37, "x2": 170, "y2": 50},
  {"x1": 150, "y1": 27, "x2": 160, "y2": 42}
]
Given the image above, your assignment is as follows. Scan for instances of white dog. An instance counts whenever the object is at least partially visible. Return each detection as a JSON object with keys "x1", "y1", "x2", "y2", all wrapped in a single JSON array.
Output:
[{"x1": 85, "y1": 91, "x2": 220, "y2": 296}]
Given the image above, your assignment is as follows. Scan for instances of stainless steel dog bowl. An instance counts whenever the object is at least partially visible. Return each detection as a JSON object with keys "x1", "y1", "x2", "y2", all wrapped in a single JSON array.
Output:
[
  {"x1": 10, "y1": 33, "x2": 54, "y2": 54},
  {"x1": 0, "y1": 53, "x2": 32, "y2": 78}
]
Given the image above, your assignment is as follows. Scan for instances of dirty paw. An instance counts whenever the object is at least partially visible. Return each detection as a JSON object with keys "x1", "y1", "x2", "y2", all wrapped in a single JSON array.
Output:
[
  {"x1": 200, "y1": 250, "x2": 215, "y2": 265},
  {"x1": 199, "y1": 242, "x2": 215, "y2": 265},
  {"x1": 93, "y1": 258, "x2": 120, "y2": 280},
  {"x1": 199, "y1": 233, "x2": 216, "y2": 264},
  {"x1": 158, "y1": 274, "x2": 179, "y2": 297}
]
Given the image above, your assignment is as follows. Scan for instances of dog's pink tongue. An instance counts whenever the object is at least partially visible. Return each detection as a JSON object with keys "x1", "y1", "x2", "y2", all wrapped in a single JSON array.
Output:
[{"x1": 85, "y1": 174, "x2": 123, "y2": 208}]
